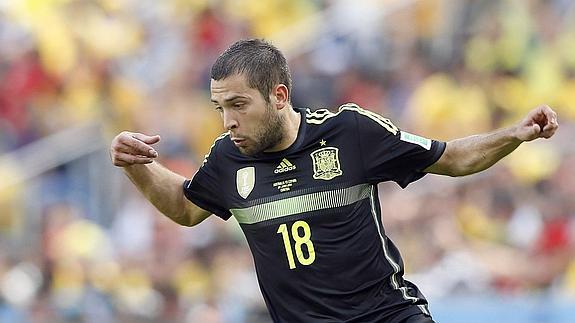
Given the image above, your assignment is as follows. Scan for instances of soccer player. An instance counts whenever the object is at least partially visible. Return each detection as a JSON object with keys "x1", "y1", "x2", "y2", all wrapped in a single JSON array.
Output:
[{"x1": 110, "y1": 39, "x2": 559, "y2": 322}]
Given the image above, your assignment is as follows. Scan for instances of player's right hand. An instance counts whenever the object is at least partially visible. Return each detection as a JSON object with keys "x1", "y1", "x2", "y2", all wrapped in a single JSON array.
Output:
[{"x1": 110, "y1": 131, "x2": 161, "y2": 167}]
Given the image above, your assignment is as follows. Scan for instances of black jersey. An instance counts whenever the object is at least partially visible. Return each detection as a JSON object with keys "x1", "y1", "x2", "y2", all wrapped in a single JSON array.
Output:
[{"x1": 183, "y1": 103, "x2": 445, "y2": 322}]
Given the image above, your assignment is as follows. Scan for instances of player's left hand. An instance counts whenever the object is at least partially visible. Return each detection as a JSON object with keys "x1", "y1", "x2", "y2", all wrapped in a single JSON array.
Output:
[{"x1": 515, "y1": 105, "x2": 558, "y2": 142}]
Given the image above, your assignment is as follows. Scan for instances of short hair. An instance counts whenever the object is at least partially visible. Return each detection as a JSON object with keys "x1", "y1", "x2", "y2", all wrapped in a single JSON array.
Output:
[{"x1": 210, "y1": 39, "x2": 292, "y2": 103}]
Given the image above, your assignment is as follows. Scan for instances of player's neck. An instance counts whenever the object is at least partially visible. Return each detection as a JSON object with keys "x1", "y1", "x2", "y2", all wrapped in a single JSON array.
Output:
[{"x1": 267, "y1": 105, "x2": 301, "y2": 152}]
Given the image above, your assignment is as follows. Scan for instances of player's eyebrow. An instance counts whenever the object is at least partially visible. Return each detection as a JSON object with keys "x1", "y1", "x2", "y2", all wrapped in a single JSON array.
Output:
[{"x1": 210, "y1": 95, "x2": 249, "y2": 104}]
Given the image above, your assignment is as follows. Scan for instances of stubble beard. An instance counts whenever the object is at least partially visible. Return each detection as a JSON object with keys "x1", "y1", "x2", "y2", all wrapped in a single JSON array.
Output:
[{"x1": 239, "y1": 103, "x2": 286, "y2": 156}]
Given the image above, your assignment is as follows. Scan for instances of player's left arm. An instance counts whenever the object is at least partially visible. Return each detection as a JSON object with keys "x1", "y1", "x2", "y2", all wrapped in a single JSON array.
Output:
[{"x1": 424, "y1": 105, "x2": 559, "y2": 177}]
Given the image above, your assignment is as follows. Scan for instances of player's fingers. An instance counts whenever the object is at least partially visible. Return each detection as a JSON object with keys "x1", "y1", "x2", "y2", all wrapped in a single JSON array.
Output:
[
  {"x1": 117, "y1": 134, "x2": 158, "y2": 157},
  {"x1": 546, "y1": 110, "x2": 558, "y2": 127},
  {"x1": 541, "y1": 123, "x2": 558, "y2": 138},
  {"x1": 112, "y1": 151, "x2": 155, "y2": 166},
  {"x1": 529, "y1": 123, "x2": 541, "y2": 139},
  {"x1": 114, "y1": 142, "x2": 147, "y2": 155},
  {"x1": 536, "y1": 105, "x2": 556, "y2": 124},
  {"x1": 131, "y1": 133, "x2": 161, "y2": 145}
]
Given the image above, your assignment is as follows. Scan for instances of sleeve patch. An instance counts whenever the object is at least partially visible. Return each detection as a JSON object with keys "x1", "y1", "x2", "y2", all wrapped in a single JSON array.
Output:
[{"x1": 400, "y1": 131, "x2": 432, "y2": 150}]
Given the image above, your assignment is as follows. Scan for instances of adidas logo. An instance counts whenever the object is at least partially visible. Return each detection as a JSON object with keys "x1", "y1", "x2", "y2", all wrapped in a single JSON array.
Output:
[{"x1": 274, "y1": 158, "x2": 296, "y2": 174}]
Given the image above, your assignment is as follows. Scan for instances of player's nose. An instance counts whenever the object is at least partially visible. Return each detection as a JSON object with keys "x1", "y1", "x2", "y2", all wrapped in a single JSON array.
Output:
[{"x1": 223, "y1": 110, "x2": 238, "y2": 130}]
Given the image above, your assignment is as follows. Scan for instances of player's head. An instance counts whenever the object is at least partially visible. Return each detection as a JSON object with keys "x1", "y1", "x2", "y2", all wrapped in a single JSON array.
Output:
[
  {"x1": 210, "y1": 39, "x2": 292, "y2": 156},
  {"x1": 211, "y1": 39, "x2": 292, "y2": 103}
]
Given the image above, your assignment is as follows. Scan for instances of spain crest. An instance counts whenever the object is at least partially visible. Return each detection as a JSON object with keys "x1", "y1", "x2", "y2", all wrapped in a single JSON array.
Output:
[{"x1": 310, "y1": 147, "x2": 343, "y2": 180}]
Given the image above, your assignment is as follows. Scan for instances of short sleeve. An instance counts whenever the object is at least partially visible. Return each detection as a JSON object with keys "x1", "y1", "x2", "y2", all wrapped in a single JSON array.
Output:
[
  {"x1": 354, "y1": 109, "x2": 446, "y2": 187},
  {"x1": 183, "y1": 137, "x2": 232, "y2": 220}
]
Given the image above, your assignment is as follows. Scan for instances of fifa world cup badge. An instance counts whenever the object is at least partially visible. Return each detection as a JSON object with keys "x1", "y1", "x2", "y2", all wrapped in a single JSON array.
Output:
[
  {"x1": 310, "y1": 147, "x2": 343, "y2": 180},
  {"x1": 236, "y1": 166, "x2": 255, "y2": 198}
]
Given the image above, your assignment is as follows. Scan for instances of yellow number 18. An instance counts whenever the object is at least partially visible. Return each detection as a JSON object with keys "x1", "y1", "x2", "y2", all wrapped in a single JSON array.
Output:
[{"x1": 277, "y1": 220, "x2": 316, "y2": 269}]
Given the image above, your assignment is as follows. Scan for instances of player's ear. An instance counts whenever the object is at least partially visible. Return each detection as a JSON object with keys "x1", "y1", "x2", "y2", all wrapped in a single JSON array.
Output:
[{"x1": 272, "y1": 84, "x2": 289, "y2": 110}]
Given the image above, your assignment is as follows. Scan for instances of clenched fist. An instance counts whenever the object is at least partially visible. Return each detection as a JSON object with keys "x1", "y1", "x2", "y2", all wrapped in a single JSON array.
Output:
[
  {"x1": 110, "y1": 131, "x2": 161, "y2": 167},
  {"x1": 515, "y1": 105, "x2": 559, "y2": 142}
]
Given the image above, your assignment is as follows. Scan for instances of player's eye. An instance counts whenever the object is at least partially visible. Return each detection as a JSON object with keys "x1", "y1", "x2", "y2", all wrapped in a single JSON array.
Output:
[{"x1": 214, "y1": 106, "x2": 223, "y2": 112}]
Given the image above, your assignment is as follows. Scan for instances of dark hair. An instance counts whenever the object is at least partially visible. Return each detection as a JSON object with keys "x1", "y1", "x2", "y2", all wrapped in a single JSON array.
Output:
[{"x1": 210, "y1": 39, "x2": 292, "y2": 103}]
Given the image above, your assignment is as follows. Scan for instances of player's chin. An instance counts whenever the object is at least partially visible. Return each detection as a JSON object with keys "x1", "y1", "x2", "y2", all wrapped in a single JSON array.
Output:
[
  {"x1": 239, "y1": 142, "x2": 269, "y2": 156},
  {"x1": 234, "y1": 139, "x2": 250, "y2": 152},
  {"x1": 238, "y1": 145, "x2": 257, "y2": 156}
]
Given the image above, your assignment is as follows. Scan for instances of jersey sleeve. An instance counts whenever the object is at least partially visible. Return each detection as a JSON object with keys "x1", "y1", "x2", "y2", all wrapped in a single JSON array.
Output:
[
  {"x1": 183, "y1": 137, "x2": 232, "y2": 220},
  {"x1": 354, "y1": 109, "x2": 446, "y2": 188}
]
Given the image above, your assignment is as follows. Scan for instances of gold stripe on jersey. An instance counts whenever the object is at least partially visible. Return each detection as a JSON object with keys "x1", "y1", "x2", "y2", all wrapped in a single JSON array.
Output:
[
  {"x1": 230, "y1": 184, "x2": 371, "y2": 224},
  {"x1": 305, "y1": 103, "x2": 399, "y2": 135},
  {"x1": 202, "y1": 132, "x2": 229, "y2": 166}
]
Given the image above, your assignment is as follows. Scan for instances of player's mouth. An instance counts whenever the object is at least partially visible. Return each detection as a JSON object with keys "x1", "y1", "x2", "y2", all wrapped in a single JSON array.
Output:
[{"x1": 231, "y1": 137, "x2": 247, "y2": 147}]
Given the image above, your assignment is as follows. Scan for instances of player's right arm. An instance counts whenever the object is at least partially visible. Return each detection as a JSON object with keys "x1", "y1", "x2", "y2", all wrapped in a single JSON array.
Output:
[{"x1": 110, "y1": 131, "x2": 211, "y2": 226}]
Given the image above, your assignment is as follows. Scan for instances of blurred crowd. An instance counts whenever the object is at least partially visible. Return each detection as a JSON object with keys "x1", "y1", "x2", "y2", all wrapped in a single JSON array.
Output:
[{"x1": 1, "y1": 0, "x2": 574, "y2": 322}]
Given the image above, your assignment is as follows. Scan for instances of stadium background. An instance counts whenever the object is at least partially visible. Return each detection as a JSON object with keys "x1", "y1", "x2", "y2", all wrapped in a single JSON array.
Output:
[{"x1": 1, "y1": 0, "x2": 574, "y2": 322}]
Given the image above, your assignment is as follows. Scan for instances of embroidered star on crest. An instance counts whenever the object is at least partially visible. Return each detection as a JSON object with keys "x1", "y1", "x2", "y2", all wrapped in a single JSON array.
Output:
[{"x1": 320, "y1": 139, "x2": 326, "y2": 146}]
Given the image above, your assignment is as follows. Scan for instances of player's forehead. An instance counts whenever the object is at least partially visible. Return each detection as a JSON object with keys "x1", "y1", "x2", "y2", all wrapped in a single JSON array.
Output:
[{"x1": 210, "y1": 73, "x2": 256, "y2": 102}]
